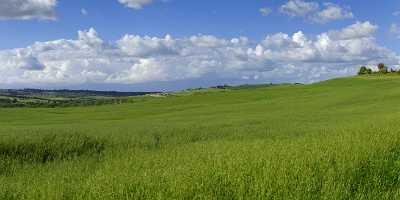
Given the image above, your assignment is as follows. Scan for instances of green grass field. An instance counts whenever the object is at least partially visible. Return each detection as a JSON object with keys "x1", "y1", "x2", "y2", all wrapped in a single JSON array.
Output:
[{"x1": 2, "y1": 75, "x2": 400, "y2": 199}]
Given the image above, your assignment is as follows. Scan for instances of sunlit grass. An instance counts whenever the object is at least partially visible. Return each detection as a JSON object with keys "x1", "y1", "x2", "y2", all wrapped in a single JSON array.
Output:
[{"x1": 2, "y1": 76, "x2": 400, "y2": 199}]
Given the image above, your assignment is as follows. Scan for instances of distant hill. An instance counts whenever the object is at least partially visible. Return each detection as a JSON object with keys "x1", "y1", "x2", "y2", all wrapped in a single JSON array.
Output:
[
  {"x1": 0, "y1": 89, "x2": 160, "y2": 108},
  {"x1": 0, "y1": 84, "x2": 293, "y2": 108},
  {"x1": 0, "y1": 89, "x2": 158, "y2": 98}
]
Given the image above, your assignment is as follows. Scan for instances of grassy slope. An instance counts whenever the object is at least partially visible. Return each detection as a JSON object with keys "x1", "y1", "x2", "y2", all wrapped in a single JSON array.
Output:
[{"x1": 2, "y1": 76, "x2": 400, "y2": 199}]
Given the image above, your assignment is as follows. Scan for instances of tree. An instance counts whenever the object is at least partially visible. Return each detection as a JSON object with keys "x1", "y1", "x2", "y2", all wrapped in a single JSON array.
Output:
[
  {"x1": 378, "y1": 63, "x2": 388, "y2": 73},
  {"x1": 358, "y1": 66, "x2": 368, "y2": 75},
  {"x1": 358, "y1": 66, "x2": 372, "y2": 75}
]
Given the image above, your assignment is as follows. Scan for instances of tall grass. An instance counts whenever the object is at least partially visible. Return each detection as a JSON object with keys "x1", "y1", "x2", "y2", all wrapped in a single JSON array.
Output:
[{"x1": 2, "y1": 76, "x2": 400, "y2": 199}]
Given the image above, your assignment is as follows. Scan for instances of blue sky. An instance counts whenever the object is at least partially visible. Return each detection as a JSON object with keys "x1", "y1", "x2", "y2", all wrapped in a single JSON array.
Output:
[
  {"x1": 0, "y1": 0, "x2": 399, "y2": 91},
  {"x1": 2, "y1": 0, "x2": 399, "y2": 49}
]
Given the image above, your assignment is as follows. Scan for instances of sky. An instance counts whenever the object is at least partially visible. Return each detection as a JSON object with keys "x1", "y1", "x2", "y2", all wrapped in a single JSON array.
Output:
[{"x1": 0, "y1": 0, "x2": 400, "y2": 91}]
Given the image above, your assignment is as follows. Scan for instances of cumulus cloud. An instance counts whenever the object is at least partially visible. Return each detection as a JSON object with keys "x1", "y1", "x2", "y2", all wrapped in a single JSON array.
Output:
[
  {"x1": 0, "y1": 0, "x2": 57, "y2": 20},
  {"x1": 327, "y1": 21, "x2": 378, "y2": 40},
  {"x1": 312, "y1": 3, "x2": 353, "y2": 24},
  {"x1": 280, "y1": 0, "x2": 353, "y2": 23},
  {"x1": 0, "y1": 21, "x2": 398, "y2": 89},
  {"x1": 280, "y1": 0, "x2": 319, "y2": 17},
  {"x1": 118, "y1": 0, "x2": 153, "y2": 10}
]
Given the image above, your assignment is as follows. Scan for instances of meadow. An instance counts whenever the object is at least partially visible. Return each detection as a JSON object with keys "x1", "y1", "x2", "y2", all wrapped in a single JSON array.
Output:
[{"x1": 2, "y1": 75, "x2": 400, "y2": 199}]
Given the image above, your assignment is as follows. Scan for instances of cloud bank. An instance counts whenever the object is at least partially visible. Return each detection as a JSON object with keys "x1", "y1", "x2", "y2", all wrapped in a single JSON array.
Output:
[{"x1": 0, "y1": 21, "x2": 398, "y2": 90}]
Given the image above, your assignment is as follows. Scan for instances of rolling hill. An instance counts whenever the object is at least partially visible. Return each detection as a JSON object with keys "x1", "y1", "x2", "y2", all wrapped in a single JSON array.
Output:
[{"x1": 2, "y1": 75, "x2": 400, "y2": 199}]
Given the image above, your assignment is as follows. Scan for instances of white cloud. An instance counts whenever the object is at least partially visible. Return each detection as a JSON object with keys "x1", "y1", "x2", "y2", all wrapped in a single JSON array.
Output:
[
  {"x1": 77, "y1": 28, "x2": 104, "y2": 48},
  {"x1": 393, "y1": 11, "x2": 400, "y2": 16},
  {"x1": 0, "y1": 21, "x2": 398, "y2": 89},
  {"x1": 312, "y1": 3, "x2": 353, "y2": 24},
  {"x1": 0, "y1": 0, "x2": 57, "y2": 20},
  {"x1": 280, "y1": 0, "x2": 319, "y2": 17},
  {"x1": 390, "y1": 23, "x2": 400, "y2": 39},
  {"x1": 118, "y1": 0, "x2": 153, "y2": 10},
  {"x1": 259, "y1": 7, "x2": 272, "y2": 16},
  {"x1": 81, "y1": 8, "x2": 88, "y2": 16},
  {"x1": 280, "y1": 0, "x2": 353, "y2": 24},
  {"x1": 327, "y1": 21, "x2": 378, "y2": 40}
]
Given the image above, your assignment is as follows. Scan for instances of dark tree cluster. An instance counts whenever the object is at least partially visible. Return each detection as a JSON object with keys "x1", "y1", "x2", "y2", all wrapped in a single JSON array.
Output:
[{"x1": 358, "y1": 63, "x2": 400, "y2": 75}]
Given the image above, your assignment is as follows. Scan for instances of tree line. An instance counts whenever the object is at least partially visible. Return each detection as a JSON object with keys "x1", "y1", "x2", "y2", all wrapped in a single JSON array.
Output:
[{"x1": 358, "y1": 63, "x2": 400, "y2": 75}]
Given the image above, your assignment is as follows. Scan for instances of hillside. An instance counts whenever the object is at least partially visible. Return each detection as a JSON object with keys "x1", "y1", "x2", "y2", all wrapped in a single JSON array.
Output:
[
  {"x1": 0, "y1": 89, "x2": 158, "y2": 108},
  {"x1": 2, "y1": 76, "x2": 400, "y2": 199}
]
